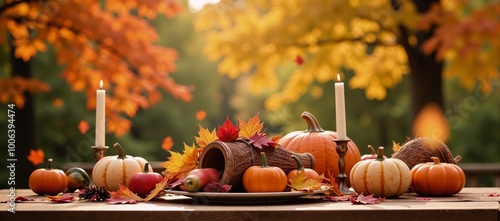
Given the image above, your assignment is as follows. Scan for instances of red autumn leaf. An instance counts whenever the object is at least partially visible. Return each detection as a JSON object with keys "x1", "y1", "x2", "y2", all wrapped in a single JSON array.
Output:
[
  {"x1": 15, "y1": 196, "x2": 34, "y2": 202},
  {"x1": 248, "y1": 133, "x2": 276, "y2": 149},
  {"x1": 294, "y1": 55, "x2": 304, "y2": 66},
  {"x1": 216, "y1": 116, "x2": 240, "y2": 142},
  {"x1": 323, "y1": 195, "x2": 350, "y2": 202},
  {"x1": 48, "y1": 194, "x2": 74, "y2": 203},
  {"x1": 350, "y1": 193, "x2": 380, "y2": 205},
  {"x1": 26, "y1": 149, "x2": 44, "y2": 166},
  {"x1": 78, "y1": 120, "x2": 90, "y2": 134},
  {"x1": 488, "y1": 193, "x2": 500, "y2": 197},
  {"x1": 325, "y1": 171, "x2": 344, "y2": 196},
  {"x1": 161, "y1": 136, "x2": 174, "y2": 151}
]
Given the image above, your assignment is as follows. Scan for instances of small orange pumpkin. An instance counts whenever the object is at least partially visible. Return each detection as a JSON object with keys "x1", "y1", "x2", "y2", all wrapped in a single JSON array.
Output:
[
  {"x1": 349, "y1": 146, "x2": 412, "y2": 198},
  {"x1": 243, "y1": 152, "x2": 287, "y2": 192},
  {"x1": 279, "y1": 111, "x2": 361, "y2": 183},
  {"x1": 410, "y1": 157, "x2": 466, "y2": 196},
  {"x1": 29, "y1": 158, "x2": 68, "y2": 195},
  {"x1": 287, "y1": 155, "x2": 321, "y2": 182}
]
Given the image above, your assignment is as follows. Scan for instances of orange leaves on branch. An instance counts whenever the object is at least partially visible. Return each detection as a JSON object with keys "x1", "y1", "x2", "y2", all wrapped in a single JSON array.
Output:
[
  {"x1": 0, "y1": 77, "x2": 50, "y2": 108},
  {"x1": 195, "y1": 110, "x2": 207, "y2": 121},
  {"x1": 27, "y1": 149, "x2": 44, "y2": 166},
  {"x1": 1, "y1": 0, "x2": 191, "y2": 137}
]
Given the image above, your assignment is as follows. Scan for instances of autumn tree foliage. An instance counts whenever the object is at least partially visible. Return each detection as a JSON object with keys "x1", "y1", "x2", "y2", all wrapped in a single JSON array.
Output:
[
  {"x1": 0, "y1": 0, "x2": 193, "y2": 136},
  {"x1": 194, "y1": 0, "x2": 499, "y2": 137}
]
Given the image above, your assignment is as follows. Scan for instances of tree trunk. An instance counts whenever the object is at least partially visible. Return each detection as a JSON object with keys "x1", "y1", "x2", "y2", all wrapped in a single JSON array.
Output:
[
  {"x1": 399, "y1": 0, "x2": 444, "y2": 136},
  {"x1": 9, "y1": 36, "x2": 37, "y2": 189}
]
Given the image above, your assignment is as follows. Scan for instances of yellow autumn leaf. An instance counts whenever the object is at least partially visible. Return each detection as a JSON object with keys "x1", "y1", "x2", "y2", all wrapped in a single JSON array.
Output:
[
  {"x1": 238, "y1": 113, "x2": 264, "y2": 138},
  {"x1": 194, "y1": 124, "x2": 217, "y2": 150},
  {"x1": 288, "y1": 171, "x2": 322, "y2": 192},
  {"x1": 161, "y1": 143, "x2": 199, "y2": 180}
]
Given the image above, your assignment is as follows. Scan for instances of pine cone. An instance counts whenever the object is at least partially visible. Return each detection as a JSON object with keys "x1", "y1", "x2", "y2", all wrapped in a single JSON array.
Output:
[{"x1": 79, "y1": 186, "x2": 110, "y2": 202}]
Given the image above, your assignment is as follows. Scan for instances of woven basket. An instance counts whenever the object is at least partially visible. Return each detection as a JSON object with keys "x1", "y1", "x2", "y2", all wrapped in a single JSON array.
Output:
[{"x1": 199, "y1": 141, "x2": 315, "y2": 191}]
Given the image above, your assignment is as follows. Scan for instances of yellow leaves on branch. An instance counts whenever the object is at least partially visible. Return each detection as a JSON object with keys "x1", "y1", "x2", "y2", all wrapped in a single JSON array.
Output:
[
  {"x1": 195, "y1": 0, "x2": 419, "y2": 109},
  {"x1": 0, "y1": 0, "x2": 191, "y2": 137}
]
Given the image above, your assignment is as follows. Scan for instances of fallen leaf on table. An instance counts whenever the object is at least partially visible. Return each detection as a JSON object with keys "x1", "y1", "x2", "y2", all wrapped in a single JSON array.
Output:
[
  {"x1": 350, "y1": 193, "x2": 381, "y2": 205},
  {"x1": 415, "y1": 197, "x2": 431, "y2": 201},
  {"x1": 110, "y1": 184, "x2": 143, "y2": 202},
  {"x1": 107, "y1": 197, "x2": 137, "y2": 204},
  {"x1": 488, "y1": 193, "x2": 499, "y2": 197},
  {"x1": 48, "y1": 194, "x2": 74, "y2": 203}
]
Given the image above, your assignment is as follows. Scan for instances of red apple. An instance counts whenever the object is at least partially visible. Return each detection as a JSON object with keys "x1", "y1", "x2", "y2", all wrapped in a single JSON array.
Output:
[{"x1": 129, "y1": 163, "x2": 163, "y2": 198}]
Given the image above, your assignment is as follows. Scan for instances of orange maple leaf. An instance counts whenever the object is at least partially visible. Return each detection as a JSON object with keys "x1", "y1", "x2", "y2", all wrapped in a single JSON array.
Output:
[
  {"x1": 27, "y1": 149, "x2": 44, "y2": 166},
  {"x1": 195, "y1": 110, "x2": 206, "y2": 121},
  {"x1": 161, "y1": 136, "x2": 174, "y2": 151},
  {"x1": 238, "y1": 113, "x2": 264, "y2": 138},
  {"x1": 161, "y1": 143, "x2": 199, "y2": 180},
  {"x1": 144, "y1": 177, "x2": 170, "y2": 201},
  {"x1": 110, "y1": 184, "x2": 143, "y2": 202},
  {"x1": 78, "y1": 120, "x2": 90, "y2": 134},
  {"x1": 194, "y1": 124, "x2": 217, "y2": 150}
]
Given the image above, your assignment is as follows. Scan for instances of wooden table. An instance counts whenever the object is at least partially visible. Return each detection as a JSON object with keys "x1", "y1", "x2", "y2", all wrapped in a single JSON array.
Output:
[{"x1": 1, "y1": 188, "x2": 499, "y2": 221}]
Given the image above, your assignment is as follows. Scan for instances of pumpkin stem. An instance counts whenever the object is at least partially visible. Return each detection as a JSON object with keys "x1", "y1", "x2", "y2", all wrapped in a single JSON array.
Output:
[
  {"x1": 46, "y1": 158, "x2": 54, "y2": 170},
  {"x1": 144, "y1": 163, "x2": 150, "y2": 173},
  {"x1": 431, "y1": 157, "x2": 441, "y2": 164},
  {"x1": 367, "y1": 145, "x2": 376, "y2": 155},
  {"x1": 260, "y1": 152, "x2": 269, "y2": 168},
  {"x1": 113, "y1": 143, "x2": 127, "y2": 159},
  {"x1": 376, "y1": 146, "x2": 385, "y2": 161},
  {"x1": 454, "y1": 155, "x2": 462, "y2": 165},
  {"x1": 301, "y1": 111, "x2": 324, "y2": 133},
  {"x1": 292, "y1": 155, "x2": 304, "y2": 171}
]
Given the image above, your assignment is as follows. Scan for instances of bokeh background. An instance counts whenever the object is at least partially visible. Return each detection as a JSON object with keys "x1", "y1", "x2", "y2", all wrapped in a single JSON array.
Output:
[{"x1": 0, "y1": 0, "x2": 498, "y2": 189}]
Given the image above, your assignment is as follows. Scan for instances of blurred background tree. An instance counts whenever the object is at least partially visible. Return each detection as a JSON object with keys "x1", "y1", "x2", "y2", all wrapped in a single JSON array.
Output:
[{"x1": 0, "y1": 0, "x2": 498, "y2": 189}]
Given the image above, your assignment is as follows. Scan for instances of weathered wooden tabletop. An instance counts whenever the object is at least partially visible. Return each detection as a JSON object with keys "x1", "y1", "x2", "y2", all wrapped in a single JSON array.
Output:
[{"x1": 1, "y1": 188, "x2": 499, "y2": 221}]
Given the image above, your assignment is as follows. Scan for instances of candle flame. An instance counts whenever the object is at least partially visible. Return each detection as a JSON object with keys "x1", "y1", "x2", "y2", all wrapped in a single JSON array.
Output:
[
  {"x1": 336, "y1": 73, "x2": 341, "y2": 82},
  {"x1": 99, "y1": 80, "x2": 103, "y2": 90}
]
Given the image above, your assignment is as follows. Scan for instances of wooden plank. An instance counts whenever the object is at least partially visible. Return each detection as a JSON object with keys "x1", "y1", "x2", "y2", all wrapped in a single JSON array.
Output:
[{"x1": 1, "y1": 188, "x2": 499, "y2": 221}]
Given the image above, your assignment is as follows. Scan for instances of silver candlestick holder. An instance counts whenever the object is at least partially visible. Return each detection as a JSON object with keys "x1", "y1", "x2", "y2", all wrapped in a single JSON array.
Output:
[
  {"x1": 334, "y1": 139, "x2": 355, "y2": 195},
  {"x1": 91, "y1": 146, "x2": 108, "y2": 161}
]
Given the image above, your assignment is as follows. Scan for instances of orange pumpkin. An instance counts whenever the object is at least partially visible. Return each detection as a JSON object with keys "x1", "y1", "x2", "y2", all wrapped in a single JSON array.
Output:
[
  {"x1": 279, "y1": 111, "x2": 360, "y2": 183},
  {"x1": 243, "y1": 152, "x2": 287, "y2": 192},
  {"x1": 410, "y1": 157, "x2": 466, "y2": 196},
  {"x1": 29, "y1": 158, "x2": 68, "y2": 195},
  {"x1": 287, "y1": 155, "x2": 321, "y2": 182}
]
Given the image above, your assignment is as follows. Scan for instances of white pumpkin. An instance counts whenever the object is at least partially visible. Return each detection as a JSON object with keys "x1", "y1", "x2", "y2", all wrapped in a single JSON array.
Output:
[
  {"x1": 349, "y1": 146, "x2": 411, "y2": 198},
  {"x1": 92, "y1": 143, "x2": 151, "y2": 191}
]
